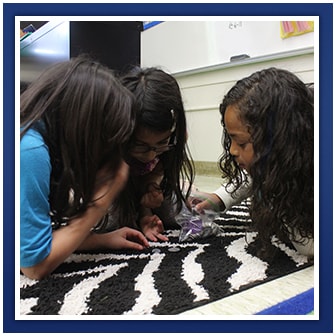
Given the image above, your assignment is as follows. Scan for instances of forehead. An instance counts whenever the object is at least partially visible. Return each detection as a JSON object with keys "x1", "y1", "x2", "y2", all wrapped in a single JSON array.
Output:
[
  {"x1": 224, "y1": 105, "x2": 249, "y2": 135},
  {"x1": 134, "y1": 126, "x2": 171, "y2": 143}
]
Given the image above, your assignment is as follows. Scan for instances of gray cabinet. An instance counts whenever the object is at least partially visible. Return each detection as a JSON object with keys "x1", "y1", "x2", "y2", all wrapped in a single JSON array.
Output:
[{"x1": 20, "y1": 20, "x2": 142, "y2": 88}]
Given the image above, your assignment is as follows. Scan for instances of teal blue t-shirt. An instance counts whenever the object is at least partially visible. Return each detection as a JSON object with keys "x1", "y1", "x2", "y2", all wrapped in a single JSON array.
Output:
[{"x1": 20, "y1": 128, "x2": 52, "y2": 268}]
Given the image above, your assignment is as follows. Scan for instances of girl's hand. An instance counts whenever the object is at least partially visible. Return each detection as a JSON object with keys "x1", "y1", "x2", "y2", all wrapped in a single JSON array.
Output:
[
  {"x1": 91, "y1": 227, "x2": 150, "y2": 251},
  {"x1": 108, "y1": 227, "x2": 150, "y2": 250},
  {"x1": 93, "y1": 160, "x2": 129, "y2": 212},
  {"x1": 139, "y1": 215, "x2": 169, "y2": 242},
  {"x1": 188, "y1": 192, "x2": 223, "y2": 213},
  {"x1": 140, "y1": 184, "x2": 164, "y2": 209}
]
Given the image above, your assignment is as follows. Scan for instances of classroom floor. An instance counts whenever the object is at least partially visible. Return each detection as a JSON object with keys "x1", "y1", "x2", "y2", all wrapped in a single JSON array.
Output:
[
  {"x1": 181, "y1": 174, "x2": 315, "y2": 316},
  {"x1": 193, "y1": 174, "x2": 223, "y2": 193}
]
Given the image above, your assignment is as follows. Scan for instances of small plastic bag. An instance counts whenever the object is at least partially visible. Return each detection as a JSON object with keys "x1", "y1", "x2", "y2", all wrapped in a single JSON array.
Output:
[{"x1": 175, "y1": 203, "x2": 224, "y2": 242}]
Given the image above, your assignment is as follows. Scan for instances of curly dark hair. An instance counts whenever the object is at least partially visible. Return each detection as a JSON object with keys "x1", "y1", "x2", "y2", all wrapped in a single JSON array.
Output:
[{"x1": 219, "y1": 67, "x2": 314, "y2": 256}]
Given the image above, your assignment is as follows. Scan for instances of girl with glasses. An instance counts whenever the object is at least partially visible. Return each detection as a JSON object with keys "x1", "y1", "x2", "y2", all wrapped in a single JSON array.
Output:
[{"x1": 101, "y1": 67, "x2": 195, "y2": 241}]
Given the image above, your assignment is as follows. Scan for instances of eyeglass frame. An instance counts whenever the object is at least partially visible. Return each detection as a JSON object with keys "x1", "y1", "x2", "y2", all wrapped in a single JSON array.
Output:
[{"x1": 129, "y1": 142, "x2": 176, "y2": 154}]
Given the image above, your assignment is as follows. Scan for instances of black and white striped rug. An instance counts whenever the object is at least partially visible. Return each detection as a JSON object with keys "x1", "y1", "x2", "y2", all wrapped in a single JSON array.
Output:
[{"x1": 20, "y1": 200, "x2": 312, "y2": 315}]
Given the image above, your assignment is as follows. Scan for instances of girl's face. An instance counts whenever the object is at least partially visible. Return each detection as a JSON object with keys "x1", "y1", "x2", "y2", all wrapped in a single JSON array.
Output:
[
  {"x1": 129, "y1": 126, "x2": 173, "y2": 163},
  {"x1": 224, "y1": 105, "x2": 254, "y2": 173}
]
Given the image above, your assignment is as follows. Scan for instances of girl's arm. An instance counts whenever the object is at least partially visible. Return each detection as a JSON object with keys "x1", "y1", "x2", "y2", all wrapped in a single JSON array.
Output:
[
  {"x1": 193, "y1": 176, "x2": 252, "y2": 213},
  {"x1": 21, "y1": 161, "x2": 148, "y2": 280},
  {"x1": 21, "y1": 204, "x2": 114, "y2": 280}
]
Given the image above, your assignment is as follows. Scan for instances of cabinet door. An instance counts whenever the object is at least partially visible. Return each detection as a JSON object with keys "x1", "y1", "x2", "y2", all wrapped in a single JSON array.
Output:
[{"x1": 70, "y1": 21, "x2": 142, "y2": 73}]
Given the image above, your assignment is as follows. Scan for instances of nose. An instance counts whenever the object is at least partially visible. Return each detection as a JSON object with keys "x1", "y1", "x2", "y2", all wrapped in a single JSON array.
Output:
[
  {"x1": 141, "y1": 150, "x2": 157, "y2": 162},
  {"x1": 229, "y1": 142, "x2": 239, "y2": 157}
]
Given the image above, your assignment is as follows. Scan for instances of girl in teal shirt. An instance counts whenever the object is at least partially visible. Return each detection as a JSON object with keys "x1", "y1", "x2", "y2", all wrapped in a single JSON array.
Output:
[{"x1": 20, "y1": 57, "x2": 149, "y2": 280}]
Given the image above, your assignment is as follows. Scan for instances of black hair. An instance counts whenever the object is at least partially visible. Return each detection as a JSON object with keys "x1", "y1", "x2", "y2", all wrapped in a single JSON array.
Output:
[
  {"x1": 113, "y1": 67, "x2": 195, "y2": 226},
  {"x1": 21, "y1": 55, "x2": 136, "y2": 224},
  {"x1": 219, "y1": 67, "x2": 314, "y2": 256}
]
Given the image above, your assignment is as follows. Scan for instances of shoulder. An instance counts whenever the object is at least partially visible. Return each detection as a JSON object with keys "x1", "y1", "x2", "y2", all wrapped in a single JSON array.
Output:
[
  {"x1": 21, "y1": 128, "x2": 47, "y2": 151},
  {"x1": 20, "y1": 128, "x2": 51, "y2": 180},
  {"x1": 21, "y1": 129, "x2": 50, "y2": 164}
]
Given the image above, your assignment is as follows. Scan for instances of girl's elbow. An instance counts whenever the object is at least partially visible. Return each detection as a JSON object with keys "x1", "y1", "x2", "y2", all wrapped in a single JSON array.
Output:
[{"x1": 20, "y1": 265, "x2": 50, "y2": 280}]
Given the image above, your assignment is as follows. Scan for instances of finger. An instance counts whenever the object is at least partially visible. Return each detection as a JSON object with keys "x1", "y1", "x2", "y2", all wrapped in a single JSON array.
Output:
[
  {"x1": 124, "y1": 228, "x2": 150, "y2": 247},
  {"x1": 155, "y1": 233, "x2": 169, "y2": 242},
  {"x1": 124, "y1": 241, "x2": 148, "y2": 251},
  {"x1": 194, "y1": 202, "x2": 206, "y2": 213},
  {"x1": 190, "y1": 198, "x2": 202, "y2": 206},
  {"x1": 157, "y1": 222, "x2": 164, "y2": 232},
  {"x1": 152, "y1": 215, "x2": 163, "y2": 225},
  {"x1": 135, "y1": 234, "x2": 150, "y2": 248},
  {"x1": 146, "y1": 232, "x2": 158, "y2": 242}
]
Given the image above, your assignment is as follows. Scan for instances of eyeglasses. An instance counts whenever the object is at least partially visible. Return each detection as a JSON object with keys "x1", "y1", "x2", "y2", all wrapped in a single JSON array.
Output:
[{"x1": 130, "y1": 143, "x2": 176, "y2": 154}]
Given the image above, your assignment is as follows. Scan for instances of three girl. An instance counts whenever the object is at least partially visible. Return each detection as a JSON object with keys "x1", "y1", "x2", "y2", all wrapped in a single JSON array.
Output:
[{"x1": 21, "y1": 59, "x2": 313, "y2": 282}]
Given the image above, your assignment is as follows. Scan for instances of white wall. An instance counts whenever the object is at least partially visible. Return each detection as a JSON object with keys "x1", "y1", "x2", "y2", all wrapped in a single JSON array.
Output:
[
  {"x1": 141, "y1": 20, "x2": 314, "y2": 74},
  {"x1": 141, "y1": 21, "x2": 315, "y2": 165}
]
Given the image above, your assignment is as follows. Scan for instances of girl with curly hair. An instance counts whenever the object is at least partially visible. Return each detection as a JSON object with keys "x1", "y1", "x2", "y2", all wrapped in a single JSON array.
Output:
[{"x1": 193, "y1": 68, "x2": 314, "y2": 257}]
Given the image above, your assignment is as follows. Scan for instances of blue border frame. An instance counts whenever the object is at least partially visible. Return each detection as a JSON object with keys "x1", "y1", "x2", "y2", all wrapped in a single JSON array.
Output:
[
  {"x1": 143, "y1": 21, "x2": 164, "y2": 30},
  {"x1": 5, "y1": 3, "x2": 333, "y2": 333},
  {"x1": 255, "y1": 288, "x2": 314, "y2": 315}
]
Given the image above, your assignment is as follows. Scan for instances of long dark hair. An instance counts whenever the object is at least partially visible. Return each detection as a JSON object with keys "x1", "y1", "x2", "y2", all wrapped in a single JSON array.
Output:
[
  {"x1": 21, "y1": 56, "x2": 135, "y2": 224},
  {"x1": 219, "y1": 68, "x2": 314, "y2": 254},
  {"x1": 121, "y1": 67, "x2": 195, "y2": 216}
]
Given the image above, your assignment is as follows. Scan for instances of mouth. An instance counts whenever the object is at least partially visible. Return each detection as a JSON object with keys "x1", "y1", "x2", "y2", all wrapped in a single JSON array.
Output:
[
  {"x1": 237, "y1": 163, "x2": 249, "y2": 173},
  {"x1": 136, "y1": 156, "x2": 155, "y2": 164},
  {"x1": 237, "y1": 162, "x2": 245, "y2": 169}
]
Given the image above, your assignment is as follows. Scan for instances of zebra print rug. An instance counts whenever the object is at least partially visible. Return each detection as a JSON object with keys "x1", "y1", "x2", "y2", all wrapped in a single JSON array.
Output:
[{"x1": 20, "y1": 200, "x2": 312, "y2": 315}]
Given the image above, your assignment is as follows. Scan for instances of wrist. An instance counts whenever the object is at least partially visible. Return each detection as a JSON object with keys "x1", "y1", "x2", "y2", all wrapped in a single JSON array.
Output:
[
  {"x1": 78, "y1": 231, "x2": 108, "y2": 250},
  {"x1": 207, "y1": 194, "x2": 225, "y2": 212}
]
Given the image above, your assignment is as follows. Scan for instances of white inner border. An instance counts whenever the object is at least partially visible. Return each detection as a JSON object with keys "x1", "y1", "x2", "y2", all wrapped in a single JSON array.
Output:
[{"x1": 15, "y1": 15, "x2": 319, "y2": 321}]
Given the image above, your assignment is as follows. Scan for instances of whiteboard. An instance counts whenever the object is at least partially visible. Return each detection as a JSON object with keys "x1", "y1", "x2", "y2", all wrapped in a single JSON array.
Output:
[{"x1": 141, "y1": 20, "x2": 315, "y2": 74}]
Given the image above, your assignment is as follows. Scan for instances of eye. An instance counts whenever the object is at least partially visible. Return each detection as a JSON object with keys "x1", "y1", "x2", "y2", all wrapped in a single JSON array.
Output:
[
  {"x1": 158, "y1": 139, "x2": 170, "y2": 146},
  {"x1": 238, "y1": 142, "x2": 248, "y2": 148}
]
